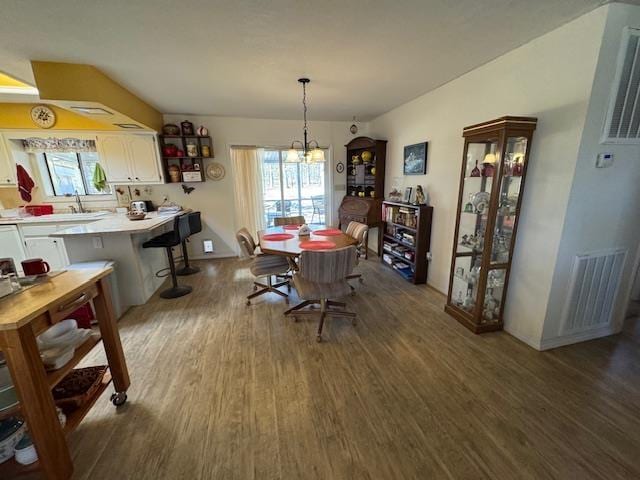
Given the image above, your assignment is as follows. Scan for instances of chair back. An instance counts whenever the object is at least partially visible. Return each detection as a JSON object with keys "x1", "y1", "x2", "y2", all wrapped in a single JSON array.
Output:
[
  {"x1": 311, "y1": 195, "x2": 324, "y2": 209},
  {"x1": 298, "y1": 246, "x2": 357, "y2": 283},
  {"x1": 187, "y1": 211, "x2": 202, "y2": 235},
  {"x1": 236, "y1": 228, "x2": 257, "y2": 257},
  {"x1": 346, "y1": 221, "x2": 368, "y2": 246},
  {"x1": 178, "y1": 214, "x2": 191, "y2": 242},
  {"x1": 274, "y1": 216, "x2": 305, "y2": 226}
]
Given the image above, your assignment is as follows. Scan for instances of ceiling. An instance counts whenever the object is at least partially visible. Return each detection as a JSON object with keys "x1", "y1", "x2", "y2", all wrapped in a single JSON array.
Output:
[{"x1": 0, "y1": 0, "x2": 610, "y2": 121}]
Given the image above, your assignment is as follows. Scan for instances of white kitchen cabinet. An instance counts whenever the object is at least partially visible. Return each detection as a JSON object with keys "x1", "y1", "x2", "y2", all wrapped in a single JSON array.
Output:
[
  {"x1": 0, "y1": 225, "x2": 26, "y2": 273},
  {"x1": 24, "y1": 236, "x2": 68, "y2": 271},
  {"x1": 96, "y1": 134, "x2": 163, "y2": 185},
  {"x1": 0, "y1": 134, "x2": 16, "y2": 187}
]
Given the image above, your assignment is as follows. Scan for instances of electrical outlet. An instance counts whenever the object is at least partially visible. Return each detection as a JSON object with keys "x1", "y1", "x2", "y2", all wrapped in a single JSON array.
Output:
[
  {"x1": 92, "y1": 236, "x2": 103, "y2": 249},
  {"x1": 203, "y1": 239, "x2": 214, "y2": 253}
]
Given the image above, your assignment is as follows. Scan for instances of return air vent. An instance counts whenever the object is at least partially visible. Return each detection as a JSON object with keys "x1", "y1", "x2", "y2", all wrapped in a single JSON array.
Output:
[
  {"x1": 560, "y1": 249, "x2": 626, "y2": 334},
  {"x1": 603, "y1": 27, "x2": 640, "y2": 143}
]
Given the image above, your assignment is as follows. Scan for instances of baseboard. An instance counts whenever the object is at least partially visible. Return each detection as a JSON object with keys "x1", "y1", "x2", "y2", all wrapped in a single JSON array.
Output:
[
  {"x1": 504, "y1": 327, "x2": 543, "y2": 351},
  {"x1": 538, "y1": 324, "x2": 620, "y2": 350}
]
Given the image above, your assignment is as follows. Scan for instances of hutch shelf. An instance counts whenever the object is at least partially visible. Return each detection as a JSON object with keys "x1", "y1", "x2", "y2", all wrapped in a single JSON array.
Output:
[
  {"x1": 339, "y1": 137, "x2": 387, "y2": 254},
  {"x1": 158, "y1": 134, "x2": 214, "y2": 183},
  {"x1": 445, "y1": 116, "x2": 537, "y2": 333},
  {"x1": 380, "y1": 200, "x2": 433, "y2": 284}
]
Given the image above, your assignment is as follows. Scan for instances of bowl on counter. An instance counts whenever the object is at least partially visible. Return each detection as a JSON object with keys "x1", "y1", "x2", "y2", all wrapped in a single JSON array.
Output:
[
  {"x1": 127, "y1": 213, "x2": 146, "y2": 221},
  {"x1": 0, "y1": 417, "x2": 25, "y2": 464}
]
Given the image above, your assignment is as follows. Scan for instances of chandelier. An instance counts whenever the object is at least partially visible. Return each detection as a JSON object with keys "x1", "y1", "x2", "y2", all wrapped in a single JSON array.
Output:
[{"x1": 286, "y1": 78, "x2": 325, "y2": 163}]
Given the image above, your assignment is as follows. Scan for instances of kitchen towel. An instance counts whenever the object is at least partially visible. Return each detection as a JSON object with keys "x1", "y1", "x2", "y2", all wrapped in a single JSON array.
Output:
[
  {"x1": 92, "y1": 162, "x2": 107, "y2": 192},
  {"x1": 16, "y1": 164, "x2": 35, "y2": 202}
]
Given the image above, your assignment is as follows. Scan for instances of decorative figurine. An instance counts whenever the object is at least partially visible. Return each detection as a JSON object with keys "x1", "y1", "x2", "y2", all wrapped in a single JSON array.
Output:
[
  {"x1": 196, "y1": 125, "x2": 208, "y2": 136},
  {"x1": 181, "y1": 120, "x2": 195, "y2": 136},
  {"x1": 414, "y1": 185, "x2": 426, "y2": 205},
  {"x1": 470, "y1": 160, "x2": 481, "y2": 177}
]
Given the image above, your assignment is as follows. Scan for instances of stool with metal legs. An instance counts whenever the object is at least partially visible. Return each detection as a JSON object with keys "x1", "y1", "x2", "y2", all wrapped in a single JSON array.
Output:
[
  {"x1": 143, "y1": 214, "x2": 192, "y2": 299},
  {"x1": 177, "y1": 211, "x2": 202, "y2": 276}
]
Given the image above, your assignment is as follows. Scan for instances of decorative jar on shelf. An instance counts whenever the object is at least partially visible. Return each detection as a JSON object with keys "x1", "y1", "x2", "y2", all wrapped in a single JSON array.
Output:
[{"x1": 168, "y1": 165, "x2": 181, "y2": 183}]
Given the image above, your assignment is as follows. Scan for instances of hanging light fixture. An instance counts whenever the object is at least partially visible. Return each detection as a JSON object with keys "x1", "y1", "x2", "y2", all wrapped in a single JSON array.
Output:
[{"x1": 286, "y1": 78, "x2": 325, "y2": 163}]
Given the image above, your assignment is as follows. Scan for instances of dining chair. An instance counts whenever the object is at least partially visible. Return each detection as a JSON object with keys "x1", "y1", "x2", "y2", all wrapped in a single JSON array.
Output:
[
  {"x1": 284, "y1": 246, "x2": 358, "y2": 342},
  {"x1": 344, "y1": 221, "x2": 369, "y2": 289},
  {"x1": 310, "y1": 195, "x2": 325, "y2": 224},
  {"x1": 274, "y1": 215, "x2": 305, "y2": 226},
  {"x1": 236, "y1": 228, "x2": 290, "y2": 305}
]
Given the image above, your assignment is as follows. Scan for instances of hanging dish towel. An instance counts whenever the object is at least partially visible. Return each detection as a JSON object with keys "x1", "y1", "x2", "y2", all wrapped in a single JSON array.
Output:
[
  {"x1": 16, "y1": 164, "x2": 35, "y2": 202},
  {"x1": 92, "y1": 162, "x2": 107, "y2": 192}
]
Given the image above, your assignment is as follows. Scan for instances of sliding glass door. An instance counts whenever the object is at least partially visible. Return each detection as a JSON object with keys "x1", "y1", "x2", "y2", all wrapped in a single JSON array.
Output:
[{"x1": 261, "y1": 149, "x2": 328, "y2": 226}]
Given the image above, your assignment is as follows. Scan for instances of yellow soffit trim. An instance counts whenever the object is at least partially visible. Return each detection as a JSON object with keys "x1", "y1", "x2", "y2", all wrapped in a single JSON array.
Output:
[{"x1": 31, "y1": 61, "x2": 163, "y2": 132}]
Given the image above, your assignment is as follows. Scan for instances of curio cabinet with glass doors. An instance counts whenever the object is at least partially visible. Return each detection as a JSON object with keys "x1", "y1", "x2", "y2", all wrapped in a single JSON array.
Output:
[{"x1": 445, "y1": 116, "x2": 537, "y2": 333}]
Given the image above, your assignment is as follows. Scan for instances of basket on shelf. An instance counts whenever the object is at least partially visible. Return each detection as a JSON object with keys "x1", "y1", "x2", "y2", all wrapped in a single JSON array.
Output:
[{"x1": 52, "y1": 366, "x2": 108, "y2": 412}]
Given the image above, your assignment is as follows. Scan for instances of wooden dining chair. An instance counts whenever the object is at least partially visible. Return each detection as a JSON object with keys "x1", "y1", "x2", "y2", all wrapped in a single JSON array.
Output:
[
  {"x1": 236, "y1": 228, "x2": 290, "y2": 305},
  {"x1": 274, "y1": 215, "x2": 305, "y2": 226},
  {"x1": 284, "y1": 246, "x2": 358, "y2": 342}
]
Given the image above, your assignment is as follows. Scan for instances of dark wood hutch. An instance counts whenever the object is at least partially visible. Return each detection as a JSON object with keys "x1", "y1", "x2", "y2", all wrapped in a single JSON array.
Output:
[{"x1": 338, "y1": 137, "x2": 387, "y2": 255}]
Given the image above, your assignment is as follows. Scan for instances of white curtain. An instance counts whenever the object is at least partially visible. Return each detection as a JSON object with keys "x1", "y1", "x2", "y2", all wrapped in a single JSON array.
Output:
[{"x1": 231, "y1": 147, "x2": 265, "y2": 242}]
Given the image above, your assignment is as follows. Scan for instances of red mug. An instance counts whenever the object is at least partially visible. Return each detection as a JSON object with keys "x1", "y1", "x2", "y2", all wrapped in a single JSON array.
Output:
[{"x1": 22, "y1": 258, "x2": 50, "y2": 276}]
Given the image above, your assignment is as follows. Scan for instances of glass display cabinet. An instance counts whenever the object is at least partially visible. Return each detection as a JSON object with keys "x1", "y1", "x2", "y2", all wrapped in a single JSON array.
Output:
[{"x1": 445, "y1": 116, "x2": 537, "y2": 333}]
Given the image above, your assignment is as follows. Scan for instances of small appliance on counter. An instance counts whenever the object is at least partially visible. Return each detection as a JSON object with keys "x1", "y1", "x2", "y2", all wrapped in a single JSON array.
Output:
[{"x1": 129, "y1": 201, "x2": 155, "y2": 214}]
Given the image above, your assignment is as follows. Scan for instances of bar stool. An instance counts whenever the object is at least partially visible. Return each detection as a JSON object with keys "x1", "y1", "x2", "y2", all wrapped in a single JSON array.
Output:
[
  {"x1": 143, "y1": 214, "x2": 192, "y2": 299},
  {"x1": 177, "y1": 211, "x2": 202, "y2": 276}
]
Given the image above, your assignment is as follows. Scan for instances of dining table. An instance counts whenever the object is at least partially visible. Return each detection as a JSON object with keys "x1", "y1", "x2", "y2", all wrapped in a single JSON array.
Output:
[{"x1": 258, "y1": 225, "x2": 358, "y2": 257}]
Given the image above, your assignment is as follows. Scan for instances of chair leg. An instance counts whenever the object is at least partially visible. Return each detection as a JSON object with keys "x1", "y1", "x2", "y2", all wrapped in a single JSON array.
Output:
[
  {"x1": 160, "y1": 247, "x2": 192, "y2": 299},
  {"x1": 246, "y1": 275, "x2": 289, "y2": 305},
  {"x1": 177, "y1": 240, "x2": 200, "y2": 276},
  {"x1": 316, "y1": 299, "x2": 327, "y2": 342}
]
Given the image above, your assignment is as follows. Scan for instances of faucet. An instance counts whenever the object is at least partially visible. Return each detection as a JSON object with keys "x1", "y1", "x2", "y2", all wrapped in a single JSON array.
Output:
[{"x1": 74, "y1": 190, "x2": 86, "y2": 213}]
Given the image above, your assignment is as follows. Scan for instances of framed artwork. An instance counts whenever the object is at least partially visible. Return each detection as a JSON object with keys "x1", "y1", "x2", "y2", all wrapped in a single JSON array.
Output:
[
  {"x1": 404, "y1": 142, "x2": 428, "y2": 175},
  {"x1": 403, "y1": 187, "x2": 413, "y2": 203}
]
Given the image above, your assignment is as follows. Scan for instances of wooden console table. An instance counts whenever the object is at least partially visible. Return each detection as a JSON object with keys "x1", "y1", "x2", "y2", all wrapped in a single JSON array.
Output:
[{"x1": 0, "y1": 268, "x2": 130, "y2": 479}]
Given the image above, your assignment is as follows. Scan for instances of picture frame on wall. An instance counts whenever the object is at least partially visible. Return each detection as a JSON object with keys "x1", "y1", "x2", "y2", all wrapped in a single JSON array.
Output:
[{"x1": 404, "y1": 142, "x2": 428, "y2": 175}]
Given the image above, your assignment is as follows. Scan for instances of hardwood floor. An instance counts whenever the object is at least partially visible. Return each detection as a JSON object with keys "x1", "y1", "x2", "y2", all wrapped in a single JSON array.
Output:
[{"x1": 41, "y1": 257, "x2": 640, "y2": 479}]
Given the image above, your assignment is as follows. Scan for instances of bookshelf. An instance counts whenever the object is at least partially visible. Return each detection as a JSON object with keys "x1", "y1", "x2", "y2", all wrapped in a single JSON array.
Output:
[{"x1": 380, "y1": 201, "x2": 433, "y2": 284}]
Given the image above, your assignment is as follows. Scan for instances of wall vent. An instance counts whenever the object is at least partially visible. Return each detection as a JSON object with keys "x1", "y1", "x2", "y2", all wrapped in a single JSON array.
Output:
[
  {"x1": 561, "y1": 249, "x2": 626, "y2": 334},
  {"x1": 602, "y1": 27, "x2": 640, "y2": 144}
]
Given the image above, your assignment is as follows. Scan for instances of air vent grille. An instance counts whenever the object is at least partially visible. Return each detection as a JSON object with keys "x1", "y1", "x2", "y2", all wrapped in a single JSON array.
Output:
[
  {"x1": 561, "y1": 249, "x2": 626, "y2": 334},
  {"x1": 603, "y1": 27, "x2": 640, "y2": 144}
]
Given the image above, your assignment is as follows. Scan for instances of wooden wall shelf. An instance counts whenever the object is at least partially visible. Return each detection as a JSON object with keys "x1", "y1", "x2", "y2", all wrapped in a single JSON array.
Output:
[{"x1": 158, "y1": 134, "x2": 213, "y2": 183}]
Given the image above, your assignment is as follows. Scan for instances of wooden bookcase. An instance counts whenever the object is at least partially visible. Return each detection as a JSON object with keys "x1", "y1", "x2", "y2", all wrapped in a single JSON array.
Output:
[
  {"x1": 380, "y1": 201, "x2": 433, "y2": 284},
  {"x1": 445, "y1": 116, "x2": 537, "y2": 333},
  {"x1": 158, "y1": 134, "x2": 213, "y2": 183}
]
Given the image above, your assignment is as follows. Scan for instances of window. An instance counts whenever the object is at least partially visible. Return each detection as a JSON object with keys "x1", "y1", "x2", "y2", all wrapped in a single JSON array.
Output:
[
  {"x1": 261, "y1": 149, "x2": 328, "y2": 226},
  {"x1": 43, "y1": 152, "x2": 111, "y2": 196}
]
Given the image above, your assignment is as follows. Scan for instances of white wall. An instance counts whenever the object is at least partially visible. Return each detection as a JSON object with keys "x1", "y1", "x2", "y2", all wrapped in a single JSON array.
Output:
[
  {"x1": 142, "y1": 115, "x2": 364, "y2": 258},
  {"x1": 368, "y1": 7, "x2": 607, "y2": 346},
  {"x1": 542, "y1": 3, "x2": 640, "y2": 346}
]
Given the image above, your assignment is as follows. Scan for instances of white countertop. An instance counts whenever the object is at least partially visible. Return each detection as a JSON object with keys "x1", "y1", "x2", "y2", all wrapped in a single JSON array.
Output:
[
  {"x1": 51, "y1": 211, "x2": 183, "y2": 236},
  {"x1": 0, "y1": 211, "x2": 111, "y2": 225}
]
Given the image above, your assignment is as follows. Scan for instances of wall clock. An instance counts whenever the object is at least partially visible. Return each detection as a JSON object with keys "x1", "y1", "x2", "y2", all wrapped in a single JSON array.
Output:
[
  {"x1": 31, "y1": 105, "x2": 56, "y2": 129},
  {"x1": 206, "y1": 162, "x2": 225, "y2": 181},
  {"x1": 336, "y1": 162, "x2": 344, "y2": 173}
]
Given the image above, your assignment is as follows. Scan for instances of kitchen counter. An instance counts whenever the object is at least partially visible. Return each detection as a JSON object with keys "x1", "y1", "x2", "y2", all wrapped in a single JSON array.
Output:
[
  {"x1": 51, "y1": 211, "x2": 182, "y2": 236},
  {"x1": 0, "y1": 211, "x2": 111, "y2": 225}
]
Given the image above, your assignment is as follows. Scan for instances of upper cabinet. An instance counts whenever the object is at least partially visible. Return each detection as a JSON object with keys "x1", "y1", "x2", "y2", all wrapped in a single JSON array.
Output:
[
  {"x1": 96, "y1": 134, "x2": 163, "y2": 185},
  {"x1": 0, "y1": 134, "x2": 16, "y2": 187}
]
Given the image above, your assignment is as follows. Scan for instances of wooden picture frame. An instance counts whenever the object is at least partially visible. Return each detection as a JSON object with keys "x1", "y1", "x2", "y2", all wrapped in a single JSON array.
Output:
[{"x1": 403, "y1": 142, "x2": 428, "y2": 175}]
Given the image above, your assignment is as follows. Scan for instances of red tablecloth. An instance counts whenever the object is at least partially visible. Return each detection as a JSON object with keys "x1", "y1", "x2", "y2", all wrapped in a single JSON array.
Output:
[
  {"x1": 312, "y1": 228, "x2": 342, "y2": 236},
  {"x1": 262, "y1": 233, "x2": 295, "y2": 241},
  {"x1": 299, "y1": 240, "x2": 336, "y2": 250}
]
